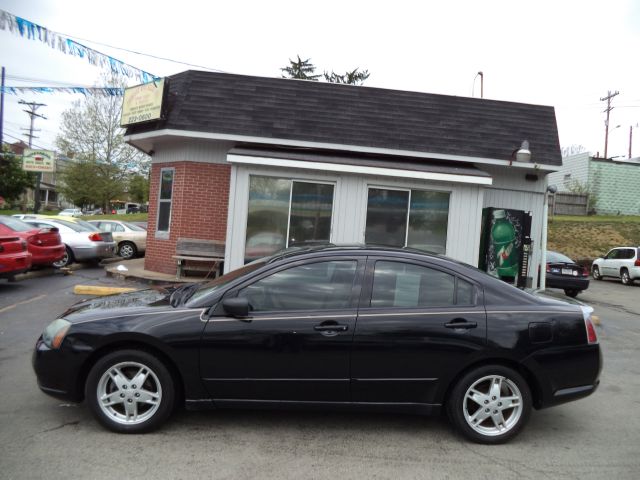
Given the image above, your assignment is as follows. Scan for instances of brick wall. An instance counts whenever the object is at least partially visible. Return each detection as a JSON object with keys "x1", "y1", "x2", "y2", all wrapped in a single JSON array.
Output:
[{"x1": 145, "y1": 161, "x2": 231, "y2": 274}]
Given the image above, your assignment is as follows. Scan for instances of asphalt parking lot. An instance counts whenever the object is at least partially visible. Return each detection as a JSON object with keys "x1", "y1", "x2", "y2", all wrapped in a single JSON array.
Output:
[{"x1": 1, "y1": 268, "x2": 639, "y2": 479}]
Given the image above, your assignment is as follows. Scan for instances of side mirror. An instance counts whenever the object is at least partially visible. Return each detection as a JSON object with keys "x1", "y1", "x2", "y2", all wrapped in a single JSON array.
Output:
[{"x1": 222, "y1": 297, "x2": 250, "y2": 318}]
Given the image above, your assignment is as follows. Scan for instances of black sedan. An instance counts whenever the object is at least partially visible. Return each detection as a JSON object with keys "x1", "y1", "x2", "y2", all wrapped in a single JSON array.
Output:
[
  {"x1": 33, "y1": 246, "x2": 602, "y2": 444},
  {"x1": 545, "y1": 251, "x2": 590, "y2": 297}
]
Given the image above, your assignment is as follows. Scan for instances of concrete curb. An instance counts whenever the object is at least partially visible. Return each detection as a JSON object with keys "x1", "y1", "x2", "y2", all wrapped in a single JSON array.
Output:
[
  {"x1": 73, "y1": 285, "x2": 139, "y2": 296},
  {"x1": 13, "y1": 263, "x2": 86, "y2": 282}
]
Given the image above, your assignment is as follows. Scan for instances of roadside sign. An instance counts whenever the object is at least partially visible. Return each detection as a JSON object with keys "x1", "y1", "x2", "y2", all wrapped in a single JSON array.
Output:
[{"x1": 22, "y1": 149, "x2": 55, "y2": 172}]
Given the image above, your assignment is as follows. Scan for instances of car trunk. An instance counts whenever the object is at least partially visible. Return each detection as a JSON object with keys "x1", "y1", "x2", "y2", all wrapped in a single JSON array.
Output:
[{"x1": 547, "y1": 261, "x2": 586, "y2": 277}]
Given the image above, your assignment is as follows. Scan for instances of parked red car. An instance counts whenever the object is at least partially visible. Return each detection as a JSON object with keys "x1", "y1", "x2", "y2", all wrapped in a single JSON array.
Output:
[
  {"x1": 0, "y1": 235, "x2": 32, "y2": 279},
  {"x1": 0, "y1": 216, "x2": 65, "y2": 267}
]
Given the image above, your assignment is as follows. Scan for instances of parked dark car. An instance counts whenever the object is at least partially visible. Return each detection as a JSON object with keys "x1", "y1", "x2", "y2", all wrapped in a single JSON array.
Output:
[
  {"x1": 33, "y1": 245, "x2": 601, "y2": 443},
  {"x1": 545, "y1": 251, "x2": 590, "y2": 297}
]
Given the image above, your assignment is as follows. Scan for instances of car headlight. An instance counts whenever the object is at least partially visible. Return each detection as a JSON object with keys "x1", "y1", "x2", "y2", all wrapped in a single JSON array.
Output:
[{"x1": 42, "y1": 318, "x2": 71, "y2": 349}]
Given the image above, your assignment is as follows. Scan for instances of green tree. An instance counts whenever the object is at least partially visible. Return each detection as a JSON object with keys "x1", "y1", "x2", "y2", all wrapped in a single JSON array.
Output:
[
  {"x1": 323, "y1": 68, "x2": 370, "y2": 85},
  {"x1": 0, "y1": 146, "x2": 37, "y2": 203},
  {"x1": 128, "y1": 173, "x2": 149, "y2": 204},
  {"x1": 281, "y1": 56, "x2": 370, "y2": 85},
  {"x1": 281, "y1": 55, "x2": 322, "y2": 80},
  {"x1": 57, "y1": 159, "x2": 125, "y2": 209},
  {"x1": 56, "y1": 73, "x2": 149, "y2": 210}
]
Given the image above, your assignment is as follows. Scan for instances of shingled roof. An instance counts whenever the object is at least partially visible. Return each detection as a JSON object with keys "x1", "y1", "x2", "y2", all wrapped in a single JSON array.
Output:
[{"x1": 126, "y1": 70, "x2": 562, "y2": 167}]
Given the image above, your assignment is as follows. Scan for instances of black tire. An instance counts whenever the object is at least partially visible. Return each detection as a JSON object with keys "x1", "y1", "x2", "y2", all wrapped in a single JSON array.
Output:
[
  {"x1": 621, "y1": 269, "x2": 633, "y2": 286},
  {"x1": 564, "y1": 289, "x2": 580, "y2": 298},
  {"x1": 85, "y1": 349, "x2": 175, "y2": 433},
  {"x1": 592, "y1": 266, "x2": 602, "y2": 280},
  {"x1": 53, "y1": 245, "x2": 74, "y2": 268},
  {"x1": 118, "y1": 241, "x2": 137, "y2": 259},
  {"x1": 447, "y1": 365, "x2": 532, "y2": 444}
]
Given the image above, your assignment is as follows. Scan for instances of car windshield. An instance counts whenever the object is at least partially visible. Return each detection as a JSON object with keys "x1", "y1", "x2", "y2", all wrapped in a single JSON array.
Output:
[
  {"x1": 122, "y1": 222, "x2": 146, "y2": 232},
  {"x1": 0, "y1": 216, "x2": 34, "y2": 232},
  {"x1": 547, "y1": 251, "x2": 574, "y2": 264},
  {"x1": 187, "y1": 260, "x2": 268, "y2": 304}
]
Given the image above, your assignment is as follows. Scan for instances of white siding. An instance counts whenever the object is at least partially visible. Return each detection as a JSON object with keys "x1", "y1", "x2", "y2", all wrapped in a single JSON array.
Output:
[
  {"x1": 224, "y1": 164, "x2": 484, "y2": 272},
  {"x1": 547, "y1": 152, "x2": 590, "y2": 192},
  {"x1": 481, "y1": 166, "x2": 548, "y2": 287},
  {"x1": 152, "y1": 139, "x2": 235, "y2": 164}
]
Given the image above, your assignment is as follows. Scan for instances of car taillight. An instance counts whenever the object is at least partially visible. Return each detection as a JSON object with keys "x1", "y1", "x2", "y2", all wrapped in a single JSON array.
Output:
[
  {"x1": 582, "y1": 266, "x2": 590, "y2": 276},
  {"x1": 88, "y1": 232, "x2": 103, "y2": 241},
  {"x1": 28, "y1": 235, "x2": 43, "y2": 245},
  {"x1": 635, "y1": 259, "x2": 640, "y2": 267},
  {"x1": 584, "y1": 316, "x2": 598, "y2": 344},
  {"x1": 546, "y1": 264, "x2": 551, "y2": 273}
]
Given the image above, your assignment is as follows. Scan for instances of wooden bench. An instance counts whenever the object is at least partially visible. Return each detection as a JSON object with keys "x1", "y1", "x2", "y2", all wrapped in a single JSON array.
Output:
[{"x1": 172, "y1": 238, "x2": 225, "y2": 280}]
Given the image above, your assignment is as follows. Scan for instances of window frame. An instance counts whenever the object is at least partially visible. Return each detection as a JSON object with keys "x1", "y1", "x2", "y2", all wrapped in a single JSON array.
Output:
[
  {"x1": 360, "y1": 257, "x2": 478, "y2": 311},
  {"x1": 156, "y1": 167, "x2": 175, "y2": 238},
  {"x1": 244, "y1": 175, "x2": 337, "y2": 262},
  {"x1": 364, "y1": 185, "x2": 451, "y2": 254}
]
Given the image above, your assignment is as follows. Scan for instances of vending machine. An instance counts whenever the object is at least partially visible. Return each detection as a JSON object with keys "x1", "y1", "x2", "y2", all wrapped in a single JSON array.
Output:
[{"x1": 478, "y1": 208, "x2": 533, "y2": 289}]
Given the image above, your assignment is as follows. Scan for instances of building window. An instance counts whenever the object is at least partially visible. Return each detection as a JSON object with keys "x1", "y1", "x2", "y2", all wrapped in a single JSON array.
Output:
[
  {"x1": 245, "y1": 176, "x2": 334, "y2": 263},
  {"x1": 156, "y1": 168, "x2": 174, "y2": 234},
  {"x1": 365, "y1": 187, "x2": 450, "y2": 253}
]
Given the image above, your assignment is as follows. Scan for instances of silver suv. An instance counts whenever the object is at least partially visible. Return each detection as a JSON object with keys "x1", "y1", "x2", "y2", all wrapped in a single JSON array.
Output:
[{"x1": 592, "y1": 247, "x2": 640, "y2": 285}]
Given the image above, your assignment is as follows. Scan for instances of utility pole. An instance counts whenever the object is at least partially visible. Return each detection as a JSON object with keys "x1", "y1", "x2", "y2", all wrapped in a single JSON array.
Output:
[
  {"x1": 19, "y1": 100, "x2": 47, "y2": 213},
  {"x1": 600, "y1": 90, "x2": 619, "y2": 159},
  {"x1": 0, "y1": 67, "x2": 5, "y2": 147}
]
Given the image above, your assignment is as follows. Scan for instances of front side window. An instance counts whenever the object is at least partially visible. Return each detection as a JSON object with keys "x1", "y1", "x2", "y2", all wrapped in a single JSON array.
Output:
[
  {"x1": 238, "y1": 260, "x2": 357, "y2": 312},
  {"x1": 157, "y1": 169, "x2": 174, "y2": 233},
  {"x1": 370, "y1": 261, "x2": 473, "y2": 308},
  {"x1": 244, "y1": 176, "x2": 335, "y2": 263},
  {"x1": 365, "y1": 188, "x2": 450, "y2": 254}
]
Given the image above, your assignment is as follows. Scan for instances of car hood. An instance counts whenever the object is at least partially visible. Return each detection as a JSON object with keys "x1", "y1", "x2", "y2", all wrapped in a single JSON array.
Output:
[{"x1": 60, "y1": 288, "x2": 174, "y2": 323}]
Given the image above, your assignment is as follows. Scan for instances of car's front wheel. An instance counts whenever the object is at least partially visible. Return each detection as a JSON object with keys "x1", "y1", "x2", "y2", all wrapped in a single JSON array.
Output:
[
  {"x1": 447, "y1": 365, "x2": 532, "y2": 444},
  {"x1": 592, "y1": 266, "x2": 602, "y2": 280},
  {"x1": 85, "y1": 350, "x2": 175, "y2": 433}
]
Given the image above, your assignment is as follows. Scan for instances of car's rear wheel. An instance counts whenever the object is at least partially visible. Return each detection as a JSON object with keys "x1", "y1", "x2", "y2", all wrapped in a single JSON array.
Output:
[
  {"x1": 564, "y1": 289, "x2": 580, "y2": 297},
  {"x1": 592, "y1": 266, "x2": 602, "y2": 280},
  {"x1": 621, "y1": 269, "x2": 633, "y2": 286},
  {"x1": 85, "y1": 350, "x2": 175, "y2": 433},
  {"x1": 118, "y1": 241, "x2": 137, "y2": 259},
  {"x1": 52, "y1": 245, "x2": 73, "y2": 268},
  {"x1": 447, "y1": 365, "x2": 531, "y2": 444}
]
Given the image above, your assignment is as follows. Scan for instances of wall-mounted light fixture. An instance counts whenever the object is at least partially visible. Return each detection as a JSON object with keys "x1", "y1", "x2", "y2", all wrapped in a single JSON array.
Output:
[{"x1": 515, "y1": 140, "x2": 531, "y2": 162}]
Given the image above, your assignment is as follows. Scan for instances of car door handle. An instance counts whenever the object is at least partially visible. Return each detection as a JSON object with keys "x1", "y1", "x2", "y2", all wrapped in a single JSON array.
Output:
[
  {"x1": 314, "y1": 324, "x2": 349, "y2": 332},
  {"x1": 444, "y1": 319, "x2": 477, "y2": 329}
]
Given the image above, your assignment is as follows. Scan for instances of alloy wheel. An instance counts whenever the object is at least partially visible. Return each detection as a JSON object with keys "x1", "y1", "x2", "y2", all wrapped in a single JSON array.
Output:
[
  {"x1": 462, "y1": 375, "x2": 523, "y2": 437},
  {"x1": 621, "y1": 270, "x2": 631, "y2": 285},
  {"x1": 96, "y1": 361, "x2": 162, "y2": 425},
  {"x1": 118, "y1": 243, "x2": 136, "y2": 259}
]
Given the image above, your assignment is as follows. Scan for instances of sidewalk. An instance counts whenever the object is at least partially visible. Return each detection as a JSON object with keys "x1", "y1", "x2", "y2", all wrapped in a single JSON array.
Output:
[{"x1": 103, "y1": 258, "x2": 196, "y2": 285}]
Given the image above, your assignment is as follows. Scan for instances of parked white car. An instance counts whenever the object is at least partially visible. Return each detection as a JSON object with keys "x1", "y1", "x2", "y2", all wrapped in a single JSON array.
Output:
[
  {"x1": 58, "y1": 208, "x2": 83, "y2": 218},
  {"x1": 592, "y1": 247, "x2": 640, "y2": 285}
]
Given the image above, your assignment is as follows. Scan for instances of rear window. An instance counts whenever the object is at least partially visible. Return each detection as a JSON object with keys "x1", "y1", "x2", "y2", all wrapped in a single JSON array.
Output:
[
  {"x1": 0, "y1": 216, "x2": 34, "y2": 232},
  {"x1": 49, "y1": 219, "x2": 92, "y2": 232},
  {"x1": 547, "y1": 251, "x2": 574, "y2": 264}
]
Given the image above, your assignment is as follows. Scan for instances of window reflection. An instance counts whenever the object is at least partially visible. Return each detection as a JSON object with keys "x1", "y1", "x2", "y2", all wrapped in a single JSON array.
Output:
[
  {"x1": 407, "y1": 190, "x2": 450, "y2": 254},
  {"x1": 239, "y1": 261, "x2": 357, "y2": 311},
  {"x1": 244, "y1": 176, "x2": 335, "y2": 263},
  {"x1": 365, "y1": 189, "x2": 409, "y2": 247}
]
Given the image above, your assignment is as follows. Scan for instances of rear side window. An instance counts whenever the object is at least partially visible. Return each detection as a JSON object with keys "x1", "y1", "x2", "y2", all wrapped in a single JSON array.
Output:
[
  {"x1": 371, "y1": 261, "x2": 474, "y2": 308},
  {"x1": 624, "y1": 249, "x2": 636, "y2": 259}
]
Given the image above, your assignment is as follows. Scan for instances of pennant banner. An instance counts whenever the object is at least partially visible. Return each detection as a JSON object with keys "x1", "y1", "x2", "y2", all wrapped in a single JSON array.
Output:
[
  {"x1": 0, "y1": 9, "x2": 156, "y2": 83},
  {"x1": 1, "y1": 86, "x2": 124, "y2": 96}
]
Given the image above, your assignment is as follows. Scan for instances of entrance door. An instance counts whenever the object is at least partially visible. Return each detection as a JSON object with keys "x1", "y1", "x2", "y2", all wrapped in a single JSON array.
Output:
[{"x1": 200, "y1": 257, "x2": 364, "y2": 402}]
